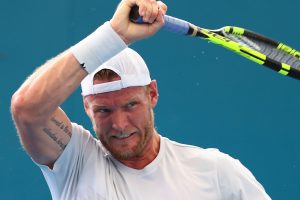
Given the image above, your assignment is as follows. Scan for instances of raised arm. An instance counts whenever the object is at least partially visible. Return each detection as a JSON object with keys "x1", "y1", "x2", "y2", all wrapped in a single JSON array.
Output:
[{"x1": 10, "y1": 0, "x2": 167, "y2": 168}]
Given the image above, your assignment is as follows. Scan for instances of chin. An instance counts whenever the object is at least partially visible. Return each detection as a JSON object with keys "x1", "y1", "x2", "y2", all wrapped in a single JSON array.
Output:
[{"x1": 108, "y1": 140, "x2": 145, "y2": 160}]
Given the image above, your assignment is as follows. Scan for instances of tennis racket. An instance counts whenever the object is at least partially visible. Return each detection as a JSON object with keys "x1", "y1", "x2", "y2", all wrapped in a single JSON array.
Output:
[{"x1": 130, "y1": 6, "x2": 300, "y2": 80}]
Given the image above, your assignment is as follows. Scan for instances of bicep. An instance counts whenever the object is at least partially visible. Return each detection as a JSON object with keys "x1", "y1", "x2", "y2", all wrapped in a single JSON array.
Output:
[{"x1": 17, "y1": 108, "x2": 72, "y2": 167}]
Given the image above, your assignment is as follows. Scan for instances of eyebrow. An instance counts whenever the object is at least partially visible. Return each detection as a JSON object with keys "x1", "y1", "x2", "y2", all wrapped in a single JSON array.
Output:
[
  {"x1": 91, "y1": 105, "x2": 107, "y2": 112},
  {"x1": 122, "y1": 97, "x2": 140, "y2": 105},
  {"x1": 91, "y1": 97, "x2": 140, "y2": 109},
  {"x1": 92, "y1": 104, "x2": 107, "y2": 109}
]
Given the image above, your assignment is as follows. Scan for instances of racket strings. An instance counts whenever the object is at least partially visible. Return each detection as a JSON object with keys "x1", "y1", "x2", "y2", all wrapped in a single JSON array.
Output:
[
  {"x1": 223, "y1": 33, "x2": 261, "y2": 51},
  {"x1": 225, "y1": 33, "x2": 300, "y2": 70}
]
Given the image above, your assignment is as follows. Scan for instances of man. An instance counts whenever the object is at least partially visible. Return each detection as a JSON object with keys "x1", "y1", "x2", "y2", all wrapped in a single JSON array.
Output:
[{"x1": 11, "y1": 0, "x2": 271, "y2": 199}]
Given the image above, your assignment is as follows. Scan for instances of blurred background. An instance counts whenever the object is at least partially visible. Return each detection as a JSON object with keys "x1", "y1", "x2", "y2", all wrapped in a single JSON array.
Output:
[{"x1": 1, "y1": 0, "x2": 300, "y2": 199}]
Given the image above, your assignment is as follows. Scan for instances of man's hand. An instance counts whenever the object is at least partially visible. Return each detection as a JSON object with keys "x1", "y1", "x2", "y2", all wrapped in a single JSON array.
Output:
[{"x1": 110, "y1": 0, "x2": 167, "y2": 44}]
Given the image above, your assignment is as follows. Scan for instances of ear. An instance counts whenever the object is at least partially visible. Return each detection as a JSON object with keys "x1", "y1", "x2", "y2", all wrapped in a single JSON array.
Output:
[{"x1": 148, "y1": 80, "x2": 159, "y2": 108}]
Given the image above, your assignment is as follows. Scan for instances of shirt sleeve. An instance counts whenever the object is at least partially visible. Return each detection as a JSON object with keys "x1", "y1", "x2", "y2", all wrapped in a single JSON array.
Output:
[
  {"x1": 35, "y1": 122, "x2": 101, "y2": 199},
  {"x1": 216, "y1": 152, "x2": 272, "y2": 200}
]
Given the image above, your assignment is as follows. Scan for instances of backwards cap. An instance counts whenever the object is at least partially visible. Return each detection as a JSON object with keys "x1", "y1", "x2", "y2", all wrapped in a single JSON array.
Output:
[{"x1": 81, "y1": 48, "x2": 151, "y2": 96}]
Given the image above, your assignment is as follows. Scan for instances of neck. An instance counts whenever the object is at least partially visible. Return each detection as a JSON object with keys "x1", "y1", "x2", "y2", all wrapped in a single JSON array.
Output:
[{"x1": 119, "y1": 131, "x2": 160, "y2": 169}]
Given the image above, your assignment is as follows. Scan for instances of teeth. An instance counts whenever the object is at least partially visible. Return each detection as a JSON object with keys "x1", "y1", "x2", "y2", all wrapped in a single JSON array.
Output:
[{"x1": 115, "y1": 133, "x2": 131, "y2": 139}]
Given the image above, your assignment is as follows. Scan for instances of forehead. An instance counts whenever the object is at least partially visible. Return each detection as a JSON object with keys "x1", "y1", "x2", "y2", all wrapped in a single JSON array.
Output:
[{"x1": 85, "y1": 86, "x2": 147, "y2": 106}]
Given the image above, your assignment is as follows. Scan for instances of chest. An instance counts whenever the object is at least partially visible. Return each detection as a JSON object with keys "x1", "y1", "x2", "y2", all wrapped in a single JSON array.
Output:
[{"x1": 76, "y1": 158, "x2": 221, "y2": 200}]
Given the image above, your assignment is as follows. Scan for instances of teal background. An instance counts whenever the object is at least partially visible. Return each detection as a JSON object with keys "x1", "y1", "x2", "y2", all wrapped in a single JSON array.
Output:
[{"x1": 1, "y1": 0, "x2": 300, "y2": 199}]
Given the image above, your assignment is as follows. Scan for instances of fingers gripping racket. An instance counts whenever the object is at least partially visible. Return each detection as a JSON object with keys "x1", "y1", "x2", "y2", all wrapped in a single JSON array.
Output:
[{"x1": 130, "y1": 6, "x2": 300, "y2": 80}]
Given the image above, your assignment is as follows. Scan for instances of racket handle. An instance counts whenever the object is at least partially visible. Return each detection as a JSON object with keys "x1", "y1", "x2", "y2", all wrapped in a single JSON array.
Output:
[
  {"x1": 129, "y1": 5, "x2": 190, "y2": 35},
  {"x1": 163, "y1": 15, "x2": 190, "y2": 35}
]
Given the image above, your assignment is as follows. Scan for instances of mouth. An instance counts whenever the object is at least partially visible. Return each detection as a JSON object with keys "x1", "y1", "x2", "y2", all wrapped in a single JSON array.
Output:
[{"x1": 112, "y1": 132, "x2": 135, "y2": 140}]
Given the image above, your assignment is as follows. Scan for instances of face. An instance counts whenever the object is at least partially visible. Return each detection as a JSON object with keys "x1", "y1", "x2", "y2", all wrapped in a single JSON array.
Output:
[{"x1": 84, "y1": 81, "x2": 158, "y2": 161}]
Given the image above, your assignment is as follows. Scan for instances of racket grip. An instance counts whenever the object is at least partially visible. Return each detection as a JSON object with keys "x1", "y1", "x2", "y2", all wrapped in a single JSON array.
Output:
[
  {"x1": 129, "y1": 5, "x2": 190, "y2": 35},
  {"x1": 163, "y1": 15, "x2": 190, "y2": 35}
]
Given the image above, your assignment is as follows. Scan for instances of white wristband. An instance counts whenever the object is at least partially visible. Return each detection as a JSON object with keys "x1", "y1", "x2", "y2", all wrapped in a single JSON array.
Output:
[{"x1": 70, "y1": 21, "x2": 127, "y2": 74}]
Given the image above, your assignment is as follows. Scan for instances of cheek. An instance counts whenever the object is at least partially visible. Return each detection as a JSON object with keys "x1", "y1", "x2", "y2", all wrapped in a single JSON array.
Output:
[
  {"x1": 91, "y1": 115, "x2": 110, "y2": 135},
  {"x1": 131, "y1": 105, "x2": 152, "y2": 127}
]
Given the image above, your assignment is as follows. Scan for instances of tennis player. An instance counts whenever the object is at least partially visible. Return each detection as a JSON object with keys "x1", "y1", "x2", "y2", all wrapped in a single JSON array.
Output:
[{"x1": 11, "y1": 0, "x2": 271, "y2": 199}]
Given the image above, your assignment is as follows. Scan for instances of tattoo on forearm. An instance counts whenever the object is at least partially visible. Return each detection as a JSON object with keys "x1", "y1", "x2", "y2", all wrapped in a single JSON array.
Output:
[
  {"x1": 50, "y1": 117, "x2": 71, "y2": 137},
  {"x1": 43, "y1": 127, "x2": 66, "y2": 150}
]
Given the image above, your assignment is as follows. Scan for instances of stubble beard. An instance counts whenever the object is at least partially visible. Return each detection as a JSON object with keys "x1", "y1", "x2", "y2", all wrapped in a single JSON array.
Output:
[{"x1": 97, "y1": 109, "x2": 155, "y2": 161}]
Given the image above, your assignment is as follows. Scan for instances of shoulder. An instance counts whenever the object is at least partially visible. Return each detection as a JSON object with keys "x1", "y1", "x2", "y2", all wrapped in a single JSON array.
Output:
[
  {"x1": 161, "y1": 137, "x2": 252, "y2": 178},
  {"x1": 163, "y1": 136, "x2": 221, "y2": 156},
  {"x1": 70, "y1": 122, "x2": 107, "y2": 153},
  {"x1": 71, "y1": 122, "x2": 99, "y2": 144},
  {"x1": 162, "y1": 137, "x2": 252, "y2": 176},
  {"x1": 162, "y1": 137, "x2": 270, "y2": 199},
  {"x1": 163, "y1": 136, "x2": 240, "y2": 160},
  {"x1": 70, "y1": 122, "x2": 95, "y2": 147},
  {"x1": 162, "y1": 136, "x2": 224, "y2": 169}
]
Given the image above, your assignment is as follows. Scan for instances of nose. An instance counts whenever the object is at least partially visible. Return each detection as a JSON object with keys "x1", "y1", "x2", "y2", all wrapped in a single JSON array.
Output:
[{"x1": 111, "y1": 110, "x2": 129, "y2": 132}]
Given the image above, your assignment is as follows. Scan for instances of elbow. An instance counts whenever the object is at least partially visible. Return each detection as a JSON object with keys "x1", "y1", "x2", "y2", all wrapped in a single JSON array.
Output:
[
  {"x1": 11, "y1": 91, "x2": 29, "y2": 123},
  {"x1": 11, "y1": 91, "x2": 24, "y2": 118},
  {"x1": 11, "y1": 91, "x2": 43, "y2": 124}
]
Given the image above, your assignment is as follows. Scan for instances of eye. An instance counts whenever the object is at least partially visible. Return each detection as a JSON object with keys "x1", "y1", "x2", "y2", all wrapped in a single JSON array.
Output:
[
  {"x1": 126, "y1": 101, "x2": 138, "y2": 109},
  {"x1": 93, "y1": 107, "x2": 111, "y2": 114},
  {"x1": 99, "y1": 108, "x2": 111, "y2": 113}
]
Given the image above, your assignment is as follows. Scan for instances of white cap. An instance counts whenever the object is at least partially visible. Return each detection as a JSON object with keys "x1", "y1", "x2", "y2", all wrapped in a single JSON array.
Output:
[{"x1": 81, "y1": 48, "x2": 151, "y2": 96}]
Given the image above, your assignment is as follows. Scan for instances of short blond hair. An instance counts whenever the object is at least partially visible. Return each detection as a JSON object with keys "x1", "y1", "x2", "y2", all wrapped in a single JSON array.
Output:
[{"x1": 93, "y1": 69, "x2": 119, "y2": 82}]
